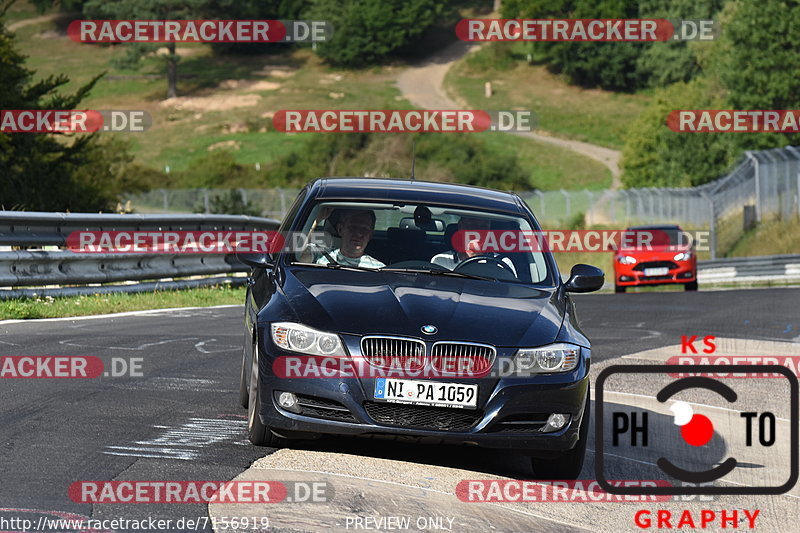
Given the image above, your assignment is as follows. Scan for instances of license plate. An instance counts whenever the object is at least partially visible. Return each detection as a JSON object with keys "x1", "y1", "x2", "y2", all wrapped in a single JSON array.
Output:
[
  {"x1": 374, "y1": 378, "x2": 478, "y2": 409},
  {"x1": 644, "y1": 267, "x2": 669, "y2": 276}
]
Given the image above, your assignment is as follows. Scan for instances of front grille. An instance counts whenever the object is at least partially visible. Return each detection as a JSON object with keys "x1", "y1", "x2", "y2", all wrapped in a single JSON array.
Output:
[
  {"x1": 633, "y1": 261, "x2": 679, "y2": 271},
  {"x1": 494, "y1": 424, "x2": 546, "y2": 433},
  {"x1": 295, "y1": 394, "x2": 358, "y2": 422},
  {"x1": 364, "y1": 401, "x2": 481, "y2": 431},
  {"x1": 361, "y1": 336, "x2": 425, "y2": 371},
  {"x1": 638, "y1": 275, "x2": 673, "y2": 281},
  {"x1": 431, "y1": 342, "x2": 495, "y2": 375},
  {"x1": 490, "y1": 415, "x2": 550, "y2": 433}
]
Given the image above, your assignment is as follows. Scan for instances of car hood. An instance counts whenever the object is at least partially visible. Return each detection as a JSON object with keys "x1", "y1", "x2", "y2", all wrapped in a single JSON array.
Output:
[{"x1": 276, "y1": 266, "x2": 564, "y2": 347}]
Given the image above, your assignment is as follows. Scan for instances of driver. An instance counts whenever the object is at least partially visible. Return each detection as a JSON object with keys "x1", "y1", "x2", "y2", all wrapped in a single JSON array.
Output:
[
  {"x1": 316, "y1": 209, "x2": 385, "y2": 268},
  {"x1": 431, "y1": 216, "x2": 515, "y2": 274}
]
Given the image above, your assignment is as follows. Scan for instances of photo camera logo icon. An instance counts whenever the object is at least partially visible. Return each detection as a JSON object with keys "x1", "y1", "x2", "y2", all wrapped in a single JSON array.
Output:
[{"x1": 595, "y1": 364, "x2": 798, "y2": 496}]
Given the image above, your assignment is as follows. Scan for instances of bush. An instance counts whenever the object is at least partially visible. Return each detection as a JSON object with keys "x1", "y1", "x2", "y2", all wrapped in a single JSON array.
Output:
[
  {"x1": 176, "y1": 150, "x2": 259, "y2": 188},
  {"x1": 502, "y1": 0, "x2": 728, "y2": 92},
  {"x1": 621, "y1": 79, "x2": 737, "y2": 188},
  {"x1": 196, "y1": 190, "x2": 262, "y2": 216},
  {"x1": 307, "y1": 0, "x2": 445, "y2": 67}
]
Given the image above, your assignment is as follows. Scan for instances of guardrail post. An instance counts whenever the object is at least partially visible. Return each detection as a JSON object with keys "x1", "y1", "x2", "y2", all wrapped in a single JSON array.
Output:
[
  {"x1": 746, "y1": 152, "x2": 761, "y2": 222},
  {"x1": 161, "y1": 189, "x2": 168, "y2": 211},
  {"x1": 203, "y1": 189, "x2": 210, "y2": 214},
  {"x1": 702, "y1": 191, "x2": 717, "y2": 260},
  {"x1": 584, "y1": 190, "x2": 594, "y2": 225},
  {"x1": 532, "y1": 190, "x2": 545, "y2": 220}
]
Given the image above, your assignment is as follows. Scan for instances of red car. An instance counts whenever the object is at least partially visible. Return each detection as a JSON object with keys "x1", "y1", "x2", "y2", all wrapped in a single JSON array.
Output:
[{"x1": 612, "y1": 225, "x2": 697, "y2": 293}]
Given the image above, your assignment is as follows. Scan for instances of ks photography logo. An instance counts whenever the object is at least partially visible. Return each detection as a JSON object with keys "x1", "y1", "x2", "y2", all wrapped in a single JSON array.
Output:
[{"x1": 595, "y1": 365, "x2": 798, "y2": 496}]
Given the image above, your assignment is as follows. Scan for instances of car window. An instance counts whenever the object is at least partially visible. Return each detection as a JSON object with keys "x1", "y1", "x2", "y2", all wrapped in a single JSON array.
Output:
[{"x1": 290, "y1": 201, "x2": 552, "y2": 285}]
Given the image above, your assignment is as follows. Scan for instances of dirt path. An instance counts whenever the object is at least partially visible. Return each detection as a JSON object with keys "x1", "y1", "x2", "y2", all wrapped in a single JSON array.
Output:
[
  {"x1": 7, "y1": 13, "x2": 63, "y2": 31},
  {"x1": 396, "y1": 40, "x2": 622, "y2": 188}
]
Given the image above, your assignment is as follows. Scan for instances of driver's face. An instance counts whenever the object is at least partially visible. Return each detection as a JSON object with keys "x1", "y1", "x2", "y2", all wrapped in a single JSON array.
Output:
[
  {"x1": 337, "y1": 212, "x2": 374, "y2": 258},
  {"x1": 458, "y1": 217, "x2": 490, "y2": 259}
]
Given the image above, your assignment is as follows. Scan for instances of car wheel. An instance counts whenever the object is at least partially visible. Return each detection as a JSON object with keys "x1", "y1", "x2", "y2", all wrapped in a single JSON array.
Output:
[
  {"x1": 247, "y1": 340, "x2": 285, "y2": 447},
  {"x1": 684, "y1": 281, "x2": 698, "y2": 291},
  {"x1": 614, "y1": 284, "x2": 626, "y2": 293},
  {"x1": 530, "y1": 393, "x2": 590, "y2": 480},
  {"x1": 238, "y1": 342, "x2": 249, "y2": 409}
]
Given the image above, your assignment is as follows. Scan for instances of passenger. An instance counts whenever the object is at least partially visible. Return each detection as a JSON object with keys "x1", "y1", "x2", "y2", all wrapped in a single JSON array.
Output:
[
  {"x1": 431, "y1": 216, "x2": 515, "y2": 273},
  {"x1": 316, "y1": 209, "x2": 385, "y2": 268}
]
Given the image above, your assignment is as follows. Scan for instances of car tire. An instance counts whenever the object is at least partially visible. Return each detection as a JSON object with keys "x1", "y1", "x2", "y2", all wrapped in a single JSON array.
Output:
[
  {"x1": 247, "y1": 340, "x2": 285, "y2": 447},
  {"x1": 238, "y1": 343, "x2": 249, "y2": 409},
  {"x1": 614, "y1": 284, "x2": 626, "y2": 293},
  {"x1": 530, "y1": 393, "x2": 590, "y2": 480},
  {"x1": 684, "y1": 281, "x2": 698, "y2": 291}
]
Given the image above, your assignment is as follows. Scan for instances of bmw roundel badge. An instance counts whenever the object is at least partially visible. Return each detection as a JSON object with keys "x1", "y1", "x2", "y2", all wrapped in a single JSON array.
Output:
[{"x1": 421, "y1": 325, "x2": 438, "y2": 335}]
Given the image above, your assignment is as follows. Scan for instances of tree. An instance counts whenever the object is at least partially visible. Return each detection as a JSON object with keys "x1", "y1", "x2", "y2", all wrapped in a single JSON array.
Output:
[
  {"x1": 621, "y1": 79, "x2": 737, "y2": 188},
  {"x1": 635, "y1": 0, "x2": 726, "y2": 88},
  {"x1": 706, "y1": 0, "x2": 800, "y2": 150},
  {"x1": 0, "y1": 2, "x2": 152, "y2": 211},
  {"x1": 83, "y1": 0, "x2": 208, "y2": 98},
  {"x1": 307, "y1": 0, "x2": 445, "y2": 67},
  {"x1": 502, "y1": 0, "x2": 645, "y2": 92},
  {"x1": 502, "y1": 0, "x2": 730, "y2": 91}
]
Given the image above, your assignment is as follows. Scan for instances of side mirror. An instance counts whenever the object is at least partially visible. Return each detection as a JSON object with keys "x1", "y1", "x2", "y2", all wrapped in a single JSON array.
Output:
[
  {"x1": 237, "y1": 253, "x2": 274, "y2": 269},
  {"x1": 564, "y1": 264, "x2": 605, "y2": 293}
]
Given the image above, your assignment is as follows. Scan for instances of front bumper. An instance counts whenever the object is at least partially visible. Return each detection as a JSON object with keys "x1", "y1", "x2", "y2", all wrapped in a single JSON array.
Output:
[
  {"x1": 255, "y1": 334, "x2": 590, "y2": 452},
  {"x1": 614, "y1": 260, "x2": 696, "y2": 287}
]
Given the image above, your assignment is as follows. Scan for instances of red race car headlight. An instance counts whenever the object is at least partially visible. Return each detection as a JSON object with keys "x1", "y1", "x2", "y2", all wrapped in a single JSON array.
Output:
[{"x1": 616, "y1": 255, "x2": 637, "y2": 265}]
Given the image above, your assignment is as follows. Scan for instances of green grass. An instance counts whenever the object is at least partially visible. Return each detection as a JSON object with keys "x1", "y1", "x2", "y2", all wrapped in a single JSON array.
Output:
[
  {"x1": 481, "y1": 133, "x2": 611, "y2": 190},
  {"x1": 726, "y1": 216, "x2": 800, "y2": 258},
  {"x1": 445, "y1": 43, "x2": 650, "y2": 150},
  {"x1": 11, "y1": 15, "x2": 614, "y2": 190},
  {"x1": 0, "y1": 285, "x2": 245, "y2": 319}
]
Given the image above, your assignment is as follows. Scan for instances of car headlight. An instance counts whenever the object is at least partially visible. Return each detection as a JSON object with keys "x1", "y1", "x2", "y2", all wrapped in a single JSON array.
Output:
[
  {"x1": 616, "y1": 255, "x2": 637, "y2": 265},
  {"x1": 271, "y1": 322, "x2": 344, "y2": 356},
  {"x1": 673, "y1": 251, "x2": 693, "y2": 261},
  {"x1": 514, "y1": 343, "x2": 580, "y2": 374}
]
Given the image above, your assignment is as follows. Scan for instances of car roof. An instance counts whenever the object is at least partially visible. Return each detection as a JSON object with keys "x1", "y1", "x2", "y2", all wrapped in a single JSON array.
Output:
[{"x1": 308, "y1": 177, "x2": 526, "y2": 214}]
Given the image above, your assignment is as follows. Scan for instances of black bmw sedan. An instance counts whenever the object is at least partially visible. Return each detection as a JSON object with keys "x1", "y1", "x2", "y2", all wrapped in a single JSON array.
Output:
[{"x1": 238, "y1": 178, "x2": 604, "y2": 479}]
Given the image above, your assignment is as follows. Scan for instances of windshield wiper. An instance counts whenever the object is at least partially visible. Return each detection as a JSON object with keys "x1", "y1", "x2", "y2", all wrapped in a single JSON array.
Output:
[
  {"x1": 379, "y1": 267, "x2": 495, "y2": 282},
  {"x1": 292, "y1": 261, "x2": 381, "y2": 273}
]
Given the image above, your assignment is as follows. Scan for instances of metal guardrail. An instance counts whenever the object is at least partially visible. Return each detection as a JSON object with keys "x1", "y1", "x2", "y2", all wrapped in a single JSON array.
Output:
[
  {"x1": 698, "y1": 254, "x2": 800, "y2": 285},
  {"x1": 0, "y1": 211, "x2": 281, "y2": 299},
  {"x1": 1, "y1": 212, "x2": 796, "y2": 298},
  {"x1": 0, "y1": 211, "x2": 280, "y2": 247}
]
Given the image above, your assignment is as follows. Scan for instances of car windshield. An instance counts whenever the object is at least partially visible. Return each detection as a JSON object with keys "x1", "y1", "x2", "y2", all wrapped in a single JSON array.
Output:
[
  {"x1": 288, "y1": 201, "x2": 553, "y2": 285},
  {"x1": 624, "y1": 226, "x2": 685, "y2": 247}
]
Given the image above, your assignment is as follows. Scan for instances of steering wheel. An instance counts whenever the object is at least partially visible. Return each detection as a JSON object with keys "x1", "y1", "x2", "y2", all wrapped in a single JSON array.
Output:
[{"x1": 454, "y1": 255, "x2": 516, "y2": 276}]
